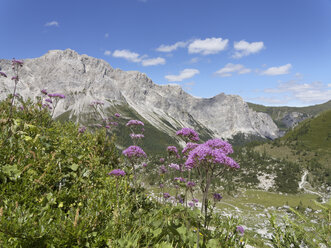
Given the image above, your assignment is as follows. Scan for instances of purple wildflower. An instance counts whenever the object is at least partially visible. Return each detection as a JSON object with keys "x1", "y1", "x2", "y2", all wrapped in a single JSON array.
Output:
[
  {"x1": 108, "y1": 169, "x2": 126, "y2": 177},
  {"x1": 159, "y1": 165, "x2": 167, "y2": 174},
  {"x1": 109, "y1": 122, "x2": 118, "y2": 126},
  {"x1": 188, "y1": 201, "x2": 195, "y2": 207},
  {"x1": 174, "y1": 177, "x2": 186, "y2": 183},
  {"x1": 48, "y1": 93, "x2": 65, "y2": 99},
  {"x1": 185, "y1": 140, "x2": 239, "y2": 169},
  {"x1": 114, "y1": 113, "x2": 120, "y2": 118},
  {"x1": 205, "y1": 139, "x2": 234, "y2": 155},
  {"x1": 159, "y1": 183, "x2": 164, "y2": 188},
  {"x1": 45, "y1": 98, "x2": 52, "y2": 103},
  {"x1": 177, "y1": 195, "x2": 184, "y2": 204},
  {"x1": 192, "y1": 198, "x2": 199, "y2": 203},
  {"x1": 168, "y1": 163, "x2": 180, "y2": 171},
  {"x1": 122, "y1": 145, "x2": 146, "y2": 158},
  {"x1": 143, "y1": 163, "x2": 147, "y2": 167},
  {"x1": 130, "y1": 133, "x2": 144, "y2": 139},
  {"x1": 213, "y1": 193, "x2": 222, "y2": 202},
  {"x1": 163, "y1": 193, "x2": 170, "y2": 199},
  {"x1": 126, "y1": 119, "x2": 144, "y2": 126},
  {"x1": 11, "y1": 76, "x2": 18, "y2": 80},
  {"x1": 41, "y1": 89, "x2": 48, "y2": 95},
  {"x1": 0, "y1": 71, "x2": 7, "y2": 77},
  {"x1": 182, "y1": 142, "x2": 199, "y2": 155},
  {"x1": 176, "y1": 127, "x2": 199, "y2": 142},
  {"x1": 167, "y1": 146, "x2": 178, "y2": 154},
  {"x1": 236, "y1": 226, "x2": 245, "y2": 235},
  {"x1": 159, "y1": 158, "x2": 165, "y2": 163},
  {"x1": 105, "y1": 125, "x2": 110, "y2": 129},
  {"x1": 12, "y1": 59, "x2": 23, "y2": 66},
  {"x1": 78, "y1": 126, "x2": 86, "y2": 133},
  {"x1": 186, "y1": 181, "x2": 196, "y2": 188}
]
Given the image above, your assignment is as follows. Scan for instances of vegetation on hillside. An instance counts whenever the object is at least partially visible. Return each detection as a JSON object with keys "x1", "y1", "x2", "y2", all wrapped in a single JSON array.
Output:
[{"x1": 247, "y1": 100, "x2": 331, "y2": 130}]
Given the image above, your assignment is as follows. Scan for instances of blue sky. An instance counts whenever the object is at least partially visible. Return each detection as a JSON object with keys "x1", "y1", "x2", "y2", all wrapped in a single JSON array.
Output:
[{"x1": 1, "y1": 0, "x2": 331, "y2": 106}]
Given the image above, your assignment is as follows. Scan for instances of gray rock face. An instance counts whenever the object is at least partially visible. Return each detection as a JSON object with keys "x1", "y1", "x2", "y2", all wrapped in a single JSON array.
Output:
[
  {"x1": 0, "y1": 49, "x2": 279, "y2": 139},
  {"x1": 281, "y1": 112, "x2": 310, "y2": 129}
]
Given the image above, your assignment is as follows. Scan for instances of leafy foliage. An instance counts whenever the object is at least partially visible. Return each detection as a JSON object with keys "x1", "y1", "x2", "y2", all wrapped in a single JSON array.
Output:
[{"x1": 0, "y1": 97, "x2": 246, "y2": 247}]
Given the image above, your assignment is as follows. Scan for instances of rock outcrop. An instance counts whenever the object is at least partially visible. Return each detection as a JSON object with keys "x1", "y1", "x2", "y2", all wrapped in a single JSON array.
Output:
[{"x1": 0, "y1": 49, "x2": 279, "y2": 139}]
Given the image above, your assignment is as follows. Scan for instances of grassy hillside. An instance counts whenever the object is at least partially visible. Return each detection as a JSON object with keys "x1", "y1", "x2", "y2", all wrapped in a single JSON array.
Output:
[{"x1": 254, "y1": 110, "x2": 331, "y2": 188}]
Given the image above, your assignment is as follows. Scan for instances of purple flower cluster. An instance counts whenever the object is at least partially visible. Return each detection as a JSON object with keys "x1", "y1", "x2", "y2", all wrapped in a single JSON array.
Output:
[
  {"x1": 174, "y1": 177, "x2": 186, "y2": 183},
  {"x1": 114, "y1": 113, "x2": 121, "y2": 118},
  {"x1": 176, "y1": 127, "x2": 199, "y2": 142},
  {"x1": 168, "y1": 163, "x2": 180, "y2": 171},
  {"x1": 48, "y1": 93, "x2": 65, "y2": 99},
  {"x1": 167, "y1": 146, "x2": 178, "y2": 154},
  {"x1": 11, "y1": 76, "x2": 18, "y2": 81},
  {"x1": 130, "y1": 133, "x2": 144, "y2": 139},
  {"x1": 12, "y1": 59, "x2": 23, "y2": 66},
  {"x1": 45, "y1": 98, "x2": 52, "y2": 103},
  {"x1": 236, "y1": 226, "x2": 245, "y2": 235},
  {"x1": 213, "y1": 193, "x2": 222, "y2": 201},
  {"x1": 122, "y1": 145, "x2": 146, "y2": 158},
  {"x1": 186, "y1": 181, "x2": 196, "y2": 188},
  {"x1": 204, "y1": 139, "x2": 233, "y2": 155},
  {"x1": 109, "y1": 121, "x2": 118, "y2": 126},
  {"x1": 108, "y1": 169, "x2": 126, "y2": 177},
  {"x1": 185, "y1": 139, "x2": 239, "y2": 169},
  {"x1": 126, "y1": 120, "x2": 144, "y2": 126},
  {"x1": 41, "y1": 89, "x2": 48, "y2": 95},
  {"x1": 163, "y1": 193, "x2": 171, "y2": 199},
  {"x1": 0, "y1": 71, "x2": 7, "y2": 77},
  {"x1": 78, "y1": 126, "x2": 87, "y2": 133},
  {"x1": 159, "y1": 165, "x2": 167, "y2": 174},
  {"x1": 182, "y1": 142, "x2": 199, "y2": 155}
]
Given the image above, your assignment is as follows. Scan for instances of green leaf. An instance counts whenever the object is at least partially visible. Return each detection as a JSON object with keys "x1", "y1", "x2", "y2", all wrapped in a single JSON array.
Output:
[{"x1": 70, "y1": 163, "x2": 79, "y2": 171}]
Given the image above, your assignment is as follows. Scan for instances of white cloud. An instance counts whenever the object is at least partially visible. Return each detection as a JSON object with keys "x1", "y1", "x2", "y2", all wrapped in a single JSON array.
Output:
[
  {"x1": 112, "y1": 49, "x2": 141, "y2": 63},
  {"x1": 165, "y1": 69, "x2": 200, "y2": 82},
  {"x1": 215, "y1": 63, "x2": 251, "y2": 77},
  {"x1": 104, "y1": 50, "x2": 111, "y2": 56},
  {"x1": 261, "y1": 64, "x2": 292, "y2": 76},
  {"x1": 233, "y1": 40, "x2": 265, "y2": 58},
  {"x1": 188, "y1": 37, "x2": 228, "y2": 55},
  {"x1": 141, "y1": 57, "x2": 166, "y2": 66},
  {"x1": 105, "y1": 33, "x2": 109, "y2": 38},
  {"x1": 264, "y1": 81, "x2": 331, "y2": 104},
  {"x1": 189, "y1": 57, "x2": 199, "y2": 64},
  {"x1": 112, "y1": 49, "x2": 165, "y2": 66},
  {"x1": 156, "y1": 41, "x2": 187, "y2": 52},
  {"x1": 328, "y1": 83, "x2": 331, "y2": 88},
  {"x1": 45, "y1": 21, "x2": 59, "y2": 27}
]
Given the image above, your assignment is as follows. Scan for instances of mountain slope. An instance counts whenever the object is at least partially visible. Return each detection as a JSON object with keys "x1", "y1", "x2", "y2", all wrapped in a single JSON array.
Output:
[
  {"x1": 254, "y1": 110, "x2": 331, "y2": 189},
  {"x1": 0, "y1": 49, "x2": 279, "y2": 145},
  {"x1": 248, "y1": 101, "x2": 331, "y2": 131}
]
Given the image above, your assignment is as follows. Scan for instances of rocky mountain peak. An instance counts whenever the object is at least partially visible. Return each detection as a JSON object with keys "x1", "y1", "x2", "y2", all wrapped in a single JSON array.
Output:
[{"x1": 0, "y1": 49, "x2": 280, "y2": 140}]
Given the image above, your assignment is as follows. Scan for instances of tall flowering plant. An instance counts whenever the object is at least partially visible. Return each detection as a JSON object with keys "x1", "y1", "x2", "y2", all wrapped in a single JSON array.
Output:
[{"x1": 184, "y1": 138, "x2": 239, "y2": 246}]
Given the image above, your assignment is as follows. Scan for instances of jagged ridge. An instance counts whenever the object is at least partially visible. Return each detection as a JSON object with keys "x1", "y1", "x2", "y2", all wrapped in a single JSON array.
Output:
[{"x1": 0, "y1": 49, "x2": 279, "y2": 141}]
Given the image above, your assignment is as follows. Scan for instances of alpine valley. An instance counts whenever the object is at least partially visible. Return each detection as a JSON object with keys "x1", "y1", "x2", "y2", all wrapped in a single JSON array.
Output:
[{"x1": 1, "y1": 49, "x2": 330, "y2": 247}]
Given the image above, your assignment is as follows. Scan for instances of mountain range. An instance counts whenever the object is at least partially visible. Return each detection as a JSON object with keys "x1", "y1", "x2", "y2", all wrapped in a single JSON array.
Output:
[{"x1": 0, "y1": 49, "x2": 329, "y2": 148}]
